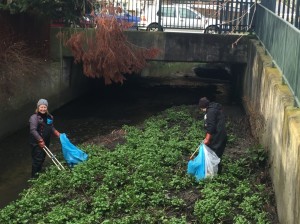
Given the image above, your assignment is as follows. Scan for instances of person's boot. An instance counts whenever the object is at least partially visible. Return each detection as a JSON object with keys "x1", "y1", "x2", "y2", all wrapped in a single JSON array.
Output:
[{"x1": 31, "y1": 165, "x2": 41, "y2": 178}]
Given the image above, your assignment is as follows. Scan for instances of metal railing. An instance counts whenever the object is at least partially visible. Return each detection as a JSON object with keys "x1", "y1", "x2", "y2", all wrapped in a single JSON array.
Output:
[
  {"x1": 89, "y1": 0, "x2": 257, "y2": 33},
  {"x1": 255, "y1": 3, "x2": 300, "y2": 106},
  {"x1": 138, "y1": 0, "x2": 257, "y2": 33},
  {"x1": 261, "y1": 0, "x2": 300, "y2": 29}
]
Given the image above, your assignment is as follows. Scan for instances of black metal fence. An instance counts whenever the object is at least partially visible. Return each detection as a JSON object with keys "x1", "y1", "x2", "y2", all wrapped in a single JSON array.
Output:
[
  {"x1": 93, "y1": 0, "x2": 257, "y2": 33},
  {"x1": 261, "y1": 0, "x2": 300, "y2": 29},
  {"x1": 139, "y1": 0, "x2": 257, "y2": 33}
]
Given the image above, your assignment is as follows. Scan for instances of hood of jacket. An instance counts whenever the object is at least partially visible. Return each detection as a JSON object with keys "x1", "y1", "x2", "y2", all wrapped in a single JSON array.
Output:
[{"x1": 207, "y1": 102, "x2": 222, "y2": 111}]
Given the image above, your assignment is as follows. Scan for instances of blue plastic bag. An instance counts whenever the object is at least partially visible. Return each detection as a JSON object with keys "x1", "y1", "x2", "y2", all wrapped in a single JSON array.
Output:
[
  {"x1": 60, "y1": 133, "x2": 88, "y2": 167},
  {"x1": 187, "y1": 144, "x2": 206, "y2": 181}
]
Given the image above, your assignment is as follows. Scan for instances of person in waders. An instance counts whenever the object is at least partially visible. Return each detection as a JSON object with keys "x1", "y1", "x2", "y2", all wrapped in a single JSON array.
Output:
[
  {"x1": 29, "y1": 99, "x2": 60, "y2": 178},
  {"x1": 199, "y1": 97, "x2": 227, "y2": 174}
]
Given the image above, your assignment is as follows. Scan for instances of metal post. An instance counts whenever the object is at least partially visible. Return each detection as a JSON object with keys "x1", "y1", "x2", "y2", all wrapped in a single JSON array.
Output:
[
  {"x1": 158, "y1": 0, "x2": 162, "y2": 27},
  {"x1": 296, "y1": 0, "x2": 300, "y2": 28},
  {"x1": 216, "y1": 0, "x2": 220, "y2": 32}
]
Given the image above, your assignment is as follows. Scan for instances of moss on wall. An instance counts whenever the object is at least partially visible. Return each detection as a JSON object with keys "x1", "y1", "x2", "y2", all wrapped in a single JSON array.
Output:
[{"x1": 243, "y1": 39, "x2": 300, "y2": 224}]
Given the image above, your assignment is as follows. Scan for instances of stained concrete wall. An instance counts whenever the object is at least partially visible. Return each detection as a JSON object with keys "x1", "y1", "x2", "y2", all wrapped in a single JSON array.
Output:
[
  {"x1": 0, "y1": 59, "x2": 90, "y2": 141},
  {"x1": 243, "y1": 39, "x2": 300, "y2": 224},
  {"x1": 49, "y1": 28, "x2": 249, "y2": 63}
]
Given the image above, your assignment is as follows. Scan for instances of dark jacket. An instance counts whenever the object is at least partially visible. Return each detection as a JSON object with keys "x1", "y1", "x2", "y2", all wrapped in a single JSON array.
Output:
[
  {"x1": 204, "y1": 102, "x2": 227, "y2": 150},
  {"x1": 29, "y1": 113, "x2": 56, "y2": 147}
]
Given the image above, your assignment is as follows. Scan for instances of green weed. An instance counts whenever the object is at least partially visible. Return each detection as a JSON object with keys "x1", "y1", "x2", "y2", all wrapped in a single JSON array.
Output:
[{"x1": 0, "y1": 106, "x2": 275, "y2": 223}]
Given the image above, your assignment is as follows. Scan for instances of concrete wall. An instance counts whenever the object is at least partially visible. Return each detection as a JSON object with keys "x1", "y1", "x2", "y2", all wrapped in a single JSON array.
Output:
[
  {"x1": 243, "y1": 39, "x2": 300, "y2": 224},
  {"x1": 49, "y1": 28, "x2": 249, "y2": 63},
  {"x1": 0, "y1": 58, "x2": 90, "y2": 141}
]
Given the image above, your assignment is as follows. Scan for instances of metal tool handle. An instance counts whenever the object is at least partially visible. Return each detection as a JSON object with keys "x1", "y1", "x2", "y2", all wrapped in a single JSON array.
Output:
[{"x1": 43, "y1": 146, "x2": 65, "y2": 170}]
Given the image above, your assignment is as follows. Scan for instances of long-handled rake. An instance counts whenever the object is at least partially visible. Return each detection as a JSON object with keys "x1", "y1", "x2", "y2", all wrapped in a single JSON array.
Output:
[{"x1": 43, "y1": 146, "x2": 65, "y2": 170}]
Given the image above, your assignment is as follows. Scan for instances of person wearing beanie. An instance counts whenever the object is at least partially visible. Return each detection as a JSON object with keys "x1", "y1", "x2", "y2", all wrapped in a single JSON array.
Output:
[
  {"x1": 199, "y1": 97, "x2": 227, "y2": 174},
  {"x1": 29, "y1": 99, "x2": 60, "y2": 178}
]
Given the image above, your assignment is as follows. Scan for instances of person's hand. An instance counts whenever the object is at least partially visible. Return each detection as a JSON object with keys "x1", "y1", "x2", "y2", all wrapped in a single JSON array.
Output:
[
  {"x1": 54, "y1": 130, "x2": 60, "y2": 138},
  {"x1": 204, "y1": 133, "x2": 212, "y2": 145},
  {"x1": 38, "y1": 139, "x2": 45, "y2": 149}
]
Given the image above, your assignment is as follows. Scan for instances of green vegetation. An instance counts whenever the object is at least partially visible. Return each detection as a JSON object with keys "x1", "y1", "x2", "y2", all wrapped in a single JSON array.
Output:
[
  {"x1": 0, "y1": 106, "x2": 275, "y2": 223},
  {"x1": 0, "y1": 0, "x2": 87, "y2": 21}
]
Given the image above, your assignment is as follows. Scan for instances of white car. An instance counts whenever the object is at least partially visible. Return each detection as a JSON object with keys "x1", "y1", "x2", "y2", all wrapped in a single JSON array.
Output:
[{"x1": 138, "y1": 4, "x2": 221, "y2": 33}]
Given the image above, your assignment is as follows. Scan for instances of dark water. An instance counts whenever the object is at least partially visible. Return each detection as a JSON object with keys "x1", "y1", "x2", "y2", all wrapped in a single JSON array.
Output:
[{"x1": 0, "y1": 79, "x2": 235, "y2": 209}]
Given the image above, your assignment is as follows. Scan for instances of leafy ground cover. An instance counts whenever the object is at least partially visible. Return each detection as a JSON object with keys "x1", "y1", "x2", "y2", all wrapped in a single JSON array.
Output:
[{"x1": 0, "y1": 105, "x2": 278, "y2": 223}]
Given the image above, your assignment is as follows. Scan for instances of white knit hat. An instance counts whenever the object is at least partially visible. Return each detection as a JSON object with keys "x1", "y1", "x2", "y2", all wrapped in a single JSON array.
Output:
[{"x1": 37, "y1": 99, "x2": 48, "y2": 107}]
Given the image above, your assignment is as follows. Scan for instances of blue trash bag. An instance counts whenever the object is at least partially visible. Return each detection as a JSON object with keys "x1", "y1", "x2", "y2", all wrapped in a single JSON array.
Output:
[
  {"x1": 187, "y1": 144, "x2": 206, "y2": 181},
  {"x1": 60, "y1": 133, "x2": 88, "y2": 167}
]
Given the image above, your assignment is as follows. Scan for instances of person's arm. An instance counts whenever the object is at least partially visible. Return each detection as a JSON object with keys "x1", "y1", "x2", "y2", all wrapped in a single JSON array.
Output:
[
  {"x1": 206, "y1": 109, "x2": 218, "y2": 134},
  {"x1": 29, "y1": 114, "x2": 45, "y2": 148},
  {"x1": 29, "y1": 114, "x2": 42, "y2": 141},
  {"x1": 53, "y1": 129, "x2": 60, "y2": 138},
  {"x1": 204, "y1": 109, "x2": 218, "y2": 145}
]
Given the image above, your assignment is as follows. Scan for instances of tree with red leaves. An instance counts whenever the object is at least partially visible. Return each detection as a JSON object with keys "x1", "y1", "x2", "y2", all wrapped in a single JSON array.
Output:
[{"x1": 65, "y1": 9, "x2": 160, "y2": 85}]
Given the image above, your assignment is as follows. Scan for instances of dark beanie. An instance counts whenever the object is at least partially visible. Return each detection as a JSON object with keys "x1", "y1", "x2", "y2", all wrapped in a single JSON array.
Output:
[{"x1": 199, "y1": 97, "x2": 210, "y2": 108}]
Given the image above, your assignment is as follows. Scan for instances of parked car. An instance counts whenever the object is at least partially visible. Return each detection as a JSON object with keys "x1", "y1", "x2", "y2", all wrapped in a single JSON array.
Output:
[
  {"x1": 138, "y1": 4, "x2": 220, "y2": 33},
  {"x1": 115, "y1": 10, "x2": 141, "y2": 30},
  {"x1": 51, "y1": 11, "x2": 140, "y2": 30},
  {"x1": 95, "y1": 10, "x2": 141, "y2": 30},
  {"x1": 51, "y1": 14, "x2": 95, "y2": 28}
]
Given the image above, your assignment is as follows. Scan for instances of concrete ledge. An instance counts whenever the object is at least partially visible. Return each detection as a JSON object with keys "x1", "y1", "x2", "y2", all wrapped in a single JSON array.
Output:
[
  {"x1": 244, "y1": 39, "x2": 300, "y2": 224},
  {"x1": 49, "y1": 28, "x2": 249, "y2": 63}
]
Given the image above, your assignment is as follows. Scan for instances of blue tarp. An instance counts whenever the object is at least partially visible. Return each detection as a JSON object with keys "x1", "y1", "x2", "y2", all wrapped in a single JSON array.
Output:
[
  {"x1": 60, "y1": 133, "x2": 88, "y2": 167},
  {"x1": 187, "y1": 144, "x2": 206, "y2": 181}
]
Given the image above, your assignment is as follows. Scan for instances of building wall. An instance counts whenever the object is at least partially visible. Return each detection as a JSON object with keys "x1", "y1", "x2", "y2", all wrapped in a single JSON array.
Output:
[{"x1": 243, "y1": 39, "x2": 300, "y2": 224}]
